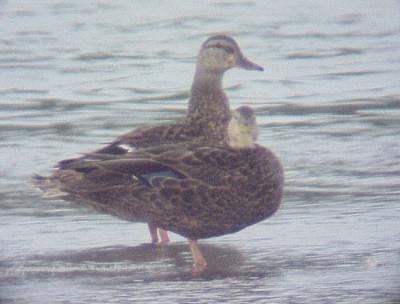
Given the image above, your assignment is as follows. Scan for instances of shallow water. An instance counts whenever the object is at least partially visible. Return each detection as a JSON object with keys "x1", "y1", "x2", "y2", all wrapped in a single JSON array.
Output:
[{"x1": 1, "y1": 1, "x2": 400, "y2": 303}]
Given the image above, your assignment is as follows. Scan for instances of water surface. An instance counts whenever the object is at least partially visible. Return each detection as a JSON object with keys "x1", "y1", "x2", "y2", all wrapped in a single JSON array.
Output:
[{"x1": 1, "y1": 1, "x2": 400, "y2": 303}]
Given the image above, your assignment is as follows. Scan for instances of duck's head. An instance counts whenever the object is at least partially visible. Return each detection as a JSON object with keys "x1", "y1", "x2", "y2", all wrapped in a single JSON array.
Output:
[
  {"x1": 197, "y1": 35, "x2": 264, "y2": 74},
  {"x1": 227, "y1": 106, "x2": 259, "y2": 149}
]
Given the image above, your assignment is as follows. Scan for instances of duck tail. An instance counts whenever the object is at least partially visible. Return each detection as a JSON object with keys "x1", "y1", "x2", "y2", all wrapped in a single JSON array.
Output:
[{"x1": 31, "y1": 174, "x2": 68, "y2": 198}]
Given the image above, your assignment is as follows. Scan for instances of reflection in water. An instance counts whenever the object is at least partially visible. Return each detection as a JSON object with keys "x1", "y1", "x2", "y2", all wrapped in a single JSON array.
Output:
[{"x1": 2, "y1": 243, "x2": 280, "y2": 283}]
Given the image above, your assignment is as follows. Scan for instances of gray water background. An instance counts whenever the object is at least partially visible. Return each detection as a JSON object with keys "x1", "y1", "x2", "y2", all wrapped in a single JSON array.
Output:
[{"x1": 1, "y1": 1, "x2": 400, "y2": 303}]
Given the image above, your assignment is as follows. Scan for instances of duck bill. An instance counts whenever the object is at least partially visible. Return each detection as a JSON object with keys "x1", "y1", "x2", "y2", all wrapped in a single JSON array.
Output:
[{"x1": 236, "y1": 55, "x2": 264, "y2": 71}]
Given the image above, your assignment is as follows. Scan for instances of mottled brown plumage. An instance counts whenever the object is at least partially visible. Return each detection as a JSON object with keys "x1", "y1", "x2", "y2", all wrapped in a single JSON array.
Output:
[
  {"x1": 35, "y1": 105, "x2": 283, "y2": 271},
  {"x1": 83, "y1": 34, "x2": 263, "y2": 157},
  {"x1": 53, "y1": 34, "x2": 264, "y2": 245},
  {"x1": 37, "y1": 106, "x2": 283, "y2": 236},
  {"x1": 42, "y1": 141, "x2": 283, "y2": 240},
  {"x1": 34, "y1": 35, "x2": 278, "y2": 271}
]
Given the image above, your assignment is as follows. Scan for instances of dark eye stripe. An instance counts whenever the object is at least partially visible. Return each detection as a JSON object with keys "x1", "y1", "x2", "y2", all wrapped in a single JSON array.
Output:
[{"x1": 206, "y1": 43, "x2": 235, "y2": 54}]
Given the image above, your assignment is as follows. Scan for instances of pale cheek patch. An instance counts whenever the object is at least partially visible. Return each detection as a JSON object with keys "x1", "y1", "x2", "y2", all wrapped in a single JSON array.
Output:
[{"x1": 227, "y1": 120, "x2": 240, "y2": 147}]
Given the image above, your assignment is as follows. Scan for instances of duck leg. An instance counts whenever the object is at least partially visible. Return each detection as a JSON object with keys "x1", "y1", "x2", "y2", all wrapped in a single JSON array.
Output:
[
  {"x1": 188, "y1": 239, "x2": 207, "y2": 274},
  {"x1": 148, "y1": 223, "x2": 170, "y2": 245},
  {"x1": 158, "y1": 228, "x2": 170, "y2": 245},
  {"x1": 148, "y1": 223, "x2": 159, "y2": 243}
]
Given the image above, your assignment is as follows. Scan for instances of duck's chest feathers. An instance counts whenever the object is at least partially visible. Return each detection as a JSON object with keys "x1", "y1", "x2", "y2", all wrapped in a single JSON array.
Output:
[{"x1": 187, "y1": 91, "x2": 231, "y2": 140}]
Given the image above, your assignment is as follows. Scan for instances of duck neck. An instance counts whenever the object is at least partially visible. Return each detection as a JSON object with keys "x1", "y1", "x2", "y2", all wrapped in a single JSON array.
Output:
[
  {"x1": 192, "y1": 67, "x2": 224, "y2": 92},
  {"x1": 186, "y1": 67, "x2": 231, "y2": 141},
  {"x1": 229, "y1": 134, "x2": 254, "y2": 149}
]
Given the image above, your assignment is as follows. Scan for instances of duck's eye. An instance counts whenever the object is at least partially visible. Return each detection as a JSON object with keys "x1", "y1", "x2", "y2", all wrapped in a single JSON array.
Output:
[
  {"x1": 224, "y1": 46, "x2": 235, "y2": 54},
  {"x1": 211, "y1": 43, "x2": 235, "y2": 54}
]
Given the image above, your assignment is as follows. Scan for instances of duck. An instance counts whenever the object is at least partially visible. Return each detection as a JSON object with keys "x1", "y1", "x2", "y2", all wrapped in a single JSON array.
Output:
[
  {"x1": 57, "y1": 34, "x2": 264, "y2": 243},
  {"x1": 35, "y1": 106, "x2": 284, "y2": 273}
]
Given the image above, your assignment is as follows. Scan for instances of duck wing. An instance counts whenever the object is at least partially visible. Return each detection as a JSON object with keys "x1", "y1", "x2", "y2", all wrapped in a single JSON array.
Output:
[
  {"x1": 57, "y1": 123, "x2": 200, "y2": 170},
  {"x1": 47, "y1": 143, "x2": 283, "y2": 239}
]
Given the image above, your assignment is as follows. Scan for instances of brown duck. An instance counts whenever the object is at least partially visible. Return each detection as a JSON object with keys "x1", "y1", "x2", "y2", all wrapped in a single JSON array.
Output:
[
  {"x1": 57, "y1": 35, "x2": 264, "y2": 243},
  {"x1": 35, "y1": 106, "x2": 284, "y2": 273}
]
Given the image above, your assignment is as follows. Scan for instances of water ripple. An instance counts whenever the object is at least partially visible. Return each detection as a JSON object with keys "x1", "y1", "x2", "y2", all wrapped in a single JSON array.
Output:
[
  {"x1": 287, "y1": 47, "x2": 364, "y2": 60},
  {"x1": 1, "y1": 0, "x2": 400, "y2": 303}
]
